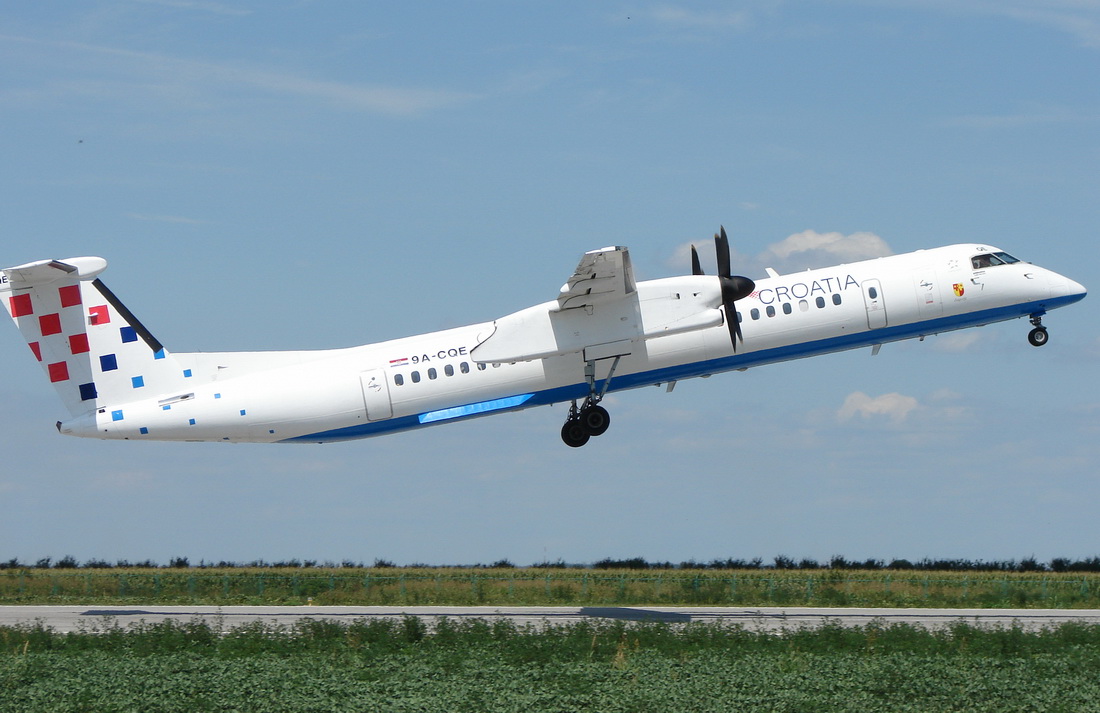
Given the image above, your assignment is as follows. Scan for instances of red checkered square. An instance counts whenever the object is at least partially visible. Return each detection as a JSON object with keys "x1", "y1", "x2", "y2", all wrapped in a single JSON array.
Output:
[
  {"x1": 59, "y1": 285, "x2": 82, "y2": 308},
  {"x1": 69, "y1": 333, "x2": 90, "y2": 354},
  {"x1": 29, "y1": 342, "x2": 42, "y2": 361},
  {"x1": 48, "y1": 361, "x2": 69, "y2": 382},
  {"x1": 89, "y1": 305, "x2": 110, "y2": 325},
  {"x1": 39, "y1": 313, "x2": 62, "y2": 336},
  {"x1": 9, "y1": 294, "x2": 33, "y2": 318}
]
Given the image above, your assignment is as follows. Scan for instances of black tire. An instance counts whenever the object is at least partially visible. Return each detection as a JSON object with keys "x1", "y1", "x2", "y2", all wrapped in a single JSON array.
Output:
[
  {"x1": 580, "y1": 405, "x2": 611, "y2": 437},
  {"x1": 1028, "y1": 327, "x2": 1049, "y2": 347},
  {"x1": 561, "y1": 419, "x2": 590, "y2": 448}
]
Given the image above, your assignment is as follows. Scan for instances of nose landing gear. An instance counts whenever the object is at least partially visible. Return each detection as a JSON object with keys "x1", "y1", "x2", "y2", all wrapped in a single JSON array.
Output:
[{"x1": 1028, "y1": 313, "x2": 1049, "y2": 347}]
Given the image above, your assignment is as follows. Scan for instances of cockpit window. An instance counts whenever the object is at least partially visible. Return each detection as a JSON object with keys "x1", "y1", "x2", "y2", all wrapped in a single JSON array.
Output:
[{"x1": 972, "y1": 252, "x2": 1020, "y2": 269}]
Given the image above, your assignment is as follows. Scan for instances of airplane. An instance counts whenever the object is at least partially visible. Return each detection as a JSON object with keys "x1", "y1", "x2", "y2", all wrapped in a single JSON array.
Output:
[{"x1": 0, "y1": 229, "x2": 1087, "y2": 447}]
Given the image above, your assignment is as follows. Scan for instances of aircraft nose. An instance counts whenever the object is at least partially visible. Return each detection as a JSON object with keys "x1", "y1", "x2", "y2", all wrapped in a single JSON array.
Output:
[{"x1": 1050, "y1": 273, "x2": 1087, "y2": 303}]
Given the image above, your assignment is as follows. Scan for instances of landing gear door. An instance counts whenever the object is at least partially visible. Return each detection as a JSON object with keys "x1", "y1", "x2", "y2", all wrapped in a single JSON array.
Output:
[
  {"x1": 862, "y1": 279, "x2": 887, "y2": 329},
  {"x1": 360, "y1": 369, "x2": 393, "y2": 421}
]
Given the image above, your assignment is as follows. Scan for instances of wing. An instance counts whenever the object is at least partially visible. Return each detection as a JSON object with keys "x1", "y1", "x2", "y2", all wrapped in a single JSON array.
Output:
[
  {"x1": 556, "y1": 246, "x2": 636, "y2": 311},
  {"x1": 472, "y1": 244, "x2": 726, "y2": 364},
  {"x1": 471, "y1": 246, "x2": 641, "y2": 363}
]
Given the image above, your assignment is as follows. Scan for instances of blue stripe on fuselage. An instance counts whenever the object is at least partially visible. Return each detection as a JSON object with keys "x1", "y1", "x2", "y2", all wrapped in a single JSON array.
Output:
[{"x1": 281, "y1": 294, "x2": 1083, "y2": 443}]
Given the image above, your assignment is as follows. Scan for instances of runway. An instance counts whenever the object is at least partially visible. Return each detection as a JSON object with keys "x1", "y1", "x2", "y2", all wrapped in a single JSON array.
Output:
[{"x1": 3, "y1": 605, "x2": 1100, "y2": 633}]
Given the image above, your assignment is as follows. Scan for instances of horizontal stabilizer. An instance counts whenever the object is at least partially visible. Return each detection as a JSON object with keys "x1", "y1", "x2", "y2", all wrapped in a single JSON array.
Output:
[{"x1": 3, "y1": 257, "x2": 107, "y2": 286}]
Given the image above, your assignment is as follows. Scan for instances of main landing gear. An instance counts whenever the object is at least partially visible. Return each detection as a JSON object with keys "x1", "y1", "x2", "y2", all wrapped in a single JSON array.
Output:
[
  {"x1": 561, "y1": 403, "x2": 610, "y2": 448},
  {"x1": 561, "y1": 356, "x2": 620, "y2": 448},
  {"x1": 1028, "y1": 313, "x2": 1049, "y2": 347}
]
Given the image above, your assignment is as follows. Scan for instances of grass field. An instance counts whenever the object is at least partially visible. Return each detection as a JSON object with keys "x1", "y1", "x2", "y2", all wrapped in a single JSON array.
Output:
[
  {"x1": 3, "y1": 566, "x2": 1100, "y2": 608},
  {"x1": 3, "y1": 617, "x2": 1100, "y2": 711}
]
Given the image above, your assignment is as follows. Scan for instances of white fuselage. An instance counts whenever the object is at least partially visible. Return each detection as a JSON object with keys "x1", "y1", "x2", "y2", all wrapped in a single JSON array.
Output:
[{"x1": 56, "y1": 244, "x2": 1085, "y2": 443}]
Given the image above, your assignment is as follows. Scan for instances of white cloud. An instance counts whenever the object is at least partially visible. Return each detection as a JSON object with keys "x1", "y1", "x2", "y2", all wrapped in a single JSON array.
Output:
[
  {"x1": 859, "y1": 0, "x2": 1100, "y2": 48},
  {"x1": 931, "y1": 331, "x2": 984, "y2": 353},
  {"x1": 221, "y1": 66, "x2": 476, "y2": 116},
  {"x1": 996, "y1": 2, "x2": 1100, "y2": 48},
  {"x1": 837, "y1": 391, "x2": 919, "y2": 423},
  {"x1": 0, "y1": 35, "x2": 476, "y2": 117},
  {"x1": 665, "y1": 229, "x2": 892, "y2": 277},
  {"x1": 764, "y1": 230, "x2": 893, "y2": 263},
  {"x1": 928, "y1": 388, "x2": 963, "y2": 403}
]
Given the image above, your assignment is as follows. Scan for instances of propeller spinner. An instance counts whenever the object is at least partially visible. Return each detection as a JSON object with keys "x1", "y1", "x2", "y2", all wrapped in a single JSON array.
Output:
[{"x1": 691, "y1": 226, "x2": 755, "y2": 350}]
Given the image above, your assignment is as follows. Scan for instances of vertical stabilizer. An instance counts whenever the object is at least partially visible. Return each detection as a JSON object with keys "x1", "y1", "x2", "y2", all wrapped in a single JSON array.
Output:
[{"x1": 1, "y1": 257, "x2": 187, "y2": 417}]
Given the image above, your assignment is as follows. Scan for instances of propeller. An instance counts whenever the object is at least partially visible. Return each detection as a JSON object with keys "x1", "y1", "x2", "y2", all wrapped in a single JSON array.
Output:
[
  {"x1": 692, "y1": 226, "x2": 755, "y2": 350},
  {"x1": 690, "y1": 245, "x2": 703, "y2": 276}
]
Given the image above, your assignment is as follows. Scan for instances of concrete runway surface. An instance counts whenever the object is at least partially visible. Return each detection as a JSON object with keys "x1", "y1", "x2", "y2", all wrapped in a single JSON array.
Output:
[{"x1": 3, "y1": 605, "x2": 1100, "y2": 633}]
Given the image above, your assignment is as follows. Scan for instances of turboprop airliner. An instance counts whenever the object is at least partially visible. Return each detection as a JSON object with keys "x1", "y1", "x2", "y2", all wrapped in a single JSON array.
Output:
[{"x1": 1, "y1": 229, "x2": 1087, "y2": 447}]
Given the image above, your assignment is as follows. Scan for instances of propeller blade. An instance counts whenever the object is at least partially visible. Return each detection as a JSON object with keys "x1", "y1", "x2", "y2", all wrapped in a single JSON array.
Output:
[
  {"x1": 715, "y1": 226, "x2": 731, "y2": 279},
  {"x1": 690, "y1": 245, "x2": 703, "y2": 276},
  {"x1": 725, "y1": 304, "x2": 742, "y2": 349},
  {"x1": 719, "y1": 276, "x2": 753, "y2": 352},
  {"x1": 710, "y1": 226, "x2": 754, "y2": 352}
]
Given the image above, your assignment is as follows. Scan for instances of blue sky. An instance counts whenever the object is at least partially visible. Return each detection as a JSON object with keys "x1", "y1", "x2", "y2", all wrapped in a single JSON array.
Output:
[{"x1": 1, "y1": 1, "x2": 1098, "y2": 567}]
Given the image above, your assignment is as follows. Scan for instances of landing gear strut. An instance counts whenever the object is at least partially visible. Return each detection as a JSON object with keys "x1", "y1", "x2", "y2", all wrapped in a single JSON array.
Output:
[
  {"x1": 1028, "y1": 314, "x2": 1049, "y2": 347},
  {"x1": 560, "y1": 356, "x2": 620, "y2": 447}
]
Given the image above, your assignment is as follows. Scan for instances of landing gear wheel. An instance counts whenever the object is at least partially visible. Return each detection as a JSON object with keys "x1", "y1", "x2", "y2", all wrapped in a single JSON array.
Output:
[
  {"x1": 580, "y1": 405, "x2": 610, "y2": 437},
  {"x1": 560, "y1": 356, "x2": 622, "y2": 446},
  {"x1": 1028, "y1": 327, "x2": 1049, "y2": 347},
  {"x1": 561, "y1": 419, "x2": 590, "y2": 448}
]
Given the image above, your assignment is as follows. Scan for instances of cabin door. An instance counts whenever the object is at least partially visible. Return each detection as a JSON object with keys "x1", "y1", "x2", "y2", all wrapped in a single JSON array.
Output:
[{"x1": 861, "y1": 279, "x2": 888, "y2": 329}]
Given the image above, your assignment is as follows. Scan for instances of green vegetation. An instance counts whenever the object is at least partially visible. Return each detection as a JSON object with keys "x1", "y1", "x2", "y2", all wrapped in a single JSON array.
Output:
[
  {"x1": 3, "y1": 566, "x2": 1100, "y2": 608},
  {"x1": 3, "y1": 617, "x2": 1100, "y2": 711}
]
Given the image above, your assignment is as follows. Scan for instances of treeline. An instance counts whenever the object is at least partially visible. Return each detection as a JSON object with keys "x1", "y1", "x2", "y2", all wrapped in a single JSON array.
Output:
[
  {"x1": 591, "y1": 556, "x2": 1100, "y2": 573},
  {"x1": 4, "y1": 555, "x2": 1100, "y2": 573}
]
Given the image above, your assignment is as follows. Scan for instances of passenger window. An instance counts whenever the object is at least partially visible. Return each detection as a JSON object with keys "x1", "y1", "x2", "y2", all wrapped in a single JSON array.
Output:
[
  {"x1": 428, "y1": 368, "x2": 437, "y2": 380},
  {"x1": 782, "y1": 303, "x2": 792, "y2": 315},
  {"x1": 460, "y1": 362, "x2": 470, "y2": 374},
  {"x1": 736, "y1": 311, "x2": 743, "y2": 323},
  {"x1": 766, "y1": 306, "x2": 776, "y2": 318},
  {"x1": 833, "y1": 293, "x2": 842, "y2": 305},
  {"x1": 816, "y1": 297, "x2": 825, "y2": 308},
  {"x1": 867, "y1": 287, "x2": 877, "y2": 299},
  {"x1": 750, "y1": 308, "x2": 760, "y2": 320},
  {"x1": 444, "y1": 364, "x2": 454, "y2": 377},
  {"x1": 411, "y1": 371, "x2": 421, "y2": 383},
  {"x1": 394, "y1": 374, "x2": 404, "y2": 386},
  {"x1": 799, "y1": 300, "x2": 809, "y2": 312}
]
